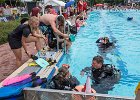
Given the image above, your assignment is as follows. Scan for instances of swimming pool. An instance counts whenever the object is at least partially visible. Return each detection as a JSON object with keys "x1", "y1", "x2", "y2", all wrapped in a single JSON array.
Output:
[{"x1": 59, "y1": 10, "x2": 140, "y2": 97}]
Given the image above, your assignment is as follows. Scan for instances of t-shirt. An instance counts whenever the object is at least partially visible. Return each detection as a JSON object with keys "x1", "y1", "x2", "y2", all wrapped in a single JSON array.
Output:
[
  {"x1": 78, "y1": 1, "x2": 83, "y2": 12},
  {"x1": 83, "y1": 2, "x2": 87, "y2": 11},
  {"x1": 10, "y1": 24, "x2": 31, "y2": 41}
]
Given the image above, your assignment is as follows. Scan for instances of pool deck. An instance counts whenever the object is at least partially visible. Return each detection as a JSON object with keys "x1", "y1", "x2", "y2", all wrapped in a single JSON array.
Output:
[
  {"x1": 0, "y1": 16, "x2": 76, "y2": 87},
  {"x1": 0, "y1": 49, "x2": 64, "y2": 87}
]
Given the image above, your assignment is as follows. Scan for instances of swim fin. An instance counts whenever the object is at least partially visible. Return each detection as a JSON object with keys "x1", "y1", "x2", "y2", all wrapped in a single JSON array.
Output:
[{"x1": 31, "y1": 55, "x2": 49, "y2": 68}]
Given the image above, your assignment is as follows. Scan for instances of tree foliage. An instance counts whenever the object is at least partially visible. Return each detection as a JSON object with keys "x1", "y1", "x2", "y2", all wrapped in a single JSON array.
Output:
[
  {"x1": 0, "y1": 19, "x2": 20, "y2": 45},
  {"x1": 0, "y1": 0, "x2": 5, "y2": 4},
  {"x1": 87, "y1": 0, "x2": 124, "y2": 5}
]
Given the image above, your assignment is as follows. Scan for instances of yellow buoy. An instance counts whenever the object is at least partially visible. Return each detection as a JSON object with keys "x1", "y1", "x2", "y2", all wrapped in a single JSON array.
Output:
[{"x1": 135, "y1": 82, "x2": 140, "y2": 95}]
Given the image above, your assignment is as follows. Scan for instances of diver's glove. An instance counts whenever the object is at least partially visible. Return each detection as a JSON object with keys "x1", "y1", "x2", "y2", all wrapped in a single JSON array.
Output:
[
  {"x1": 64, "y1": 86, "x2": 72, "y2": 90},
  {"x1": 80, "y1": 71, "x2": 85, "y2": 76}
]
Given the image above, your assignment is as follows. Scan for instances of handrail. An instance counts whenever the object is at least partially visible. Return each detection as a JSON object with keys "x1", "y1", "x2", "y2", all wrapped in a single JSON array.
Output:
[
  {"x1": 24, "y1": 87, "x2": 135, "y2": 100},
  {"x1": 56, "y1": 15, "x2": 68, "y2": 53}
]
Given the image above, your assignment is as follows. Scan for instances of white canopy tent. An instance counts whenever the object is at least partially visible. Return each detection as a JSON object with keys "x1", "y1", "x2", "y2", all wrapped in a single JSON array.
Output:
[
  {"x1": 21, "y1": 0, "x2": 32, "y2": 2},
  {"x1": 44, "y1": 0, "x2": 65, "y2": 6},
  {"x1": 42, "y1": 0, "x2": 66, "y2": 15}
]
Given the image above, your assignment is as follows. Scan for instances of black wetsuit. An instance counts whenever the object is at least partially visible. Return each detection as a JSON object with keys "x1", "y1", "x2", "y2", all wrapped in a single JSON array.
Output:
[
  {"x1": 81, "y1": 64, "x2": 120, "y2": 84},
  {"x1": 51, "y1": 75, "x2": 70, "y2": 90},
  {"x1": 8, "y1": 24, "x2": 31, "y2": 49},
  {"x1": 50, "y1": 74, "x2": 79, "y2": 90},
  {"x1": 96, "y1": 39, "x2": 114, "y2": 49}
]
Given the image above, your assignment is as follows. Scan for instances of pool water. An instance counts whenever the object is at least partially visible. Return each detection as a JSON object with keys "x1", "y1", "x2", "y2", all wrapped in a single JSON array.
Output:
[{"x1": 59, "y1": 10, "x2": 140, "y2": 97}]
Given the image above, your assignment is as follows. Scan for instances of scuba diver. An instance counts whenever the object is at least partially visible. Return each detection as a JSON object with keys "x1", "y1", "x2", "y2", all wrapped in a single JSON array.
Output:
[
  {"x1": 127, "y1": 17, "x2": 133, "y2": 21},
  {"x1": 49, "y1": 65, "x2": 79, "y2": 90},
  {"x1": 80, "y1": 55, "x2": 120, "y2": 84},
  {"x1": 96, "y1": 37, "x2": 116, "y2": 62},
  {"x1": 96, "y1": 37, "x2": 114, "y2": 49}
]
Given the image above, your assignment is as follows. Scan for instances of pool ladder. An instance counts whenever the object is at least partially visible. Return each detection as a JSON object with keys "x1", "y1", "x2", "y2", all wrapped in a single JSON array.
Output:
[{"x1": 55, "y1": 15, "x2": 70, "y2": 54}]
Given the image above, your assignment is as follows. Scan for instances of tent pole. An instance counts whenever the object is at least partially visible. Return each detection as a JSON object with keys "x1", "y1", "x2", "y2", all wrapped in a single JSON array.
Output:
[
  {"x1": 59, "y1": 6, "x2": 62, "y2": 15},
  {"x1": 42, "y1": 6, "x2": 45, "y2": 15}
]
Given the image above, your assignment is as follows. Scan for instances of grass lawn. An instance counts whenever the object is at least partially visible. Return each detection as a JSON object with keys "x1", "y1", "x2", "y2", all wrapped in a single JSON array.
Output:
[{"x1": 0, "y1": 19, "x2": 20, "y2": 45}]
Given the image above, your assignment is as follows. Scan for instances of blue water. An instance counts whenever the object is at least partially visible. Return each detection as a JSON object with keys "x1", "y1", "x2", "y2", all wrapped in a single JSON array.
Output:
[{"x1": 59, "y1": 10, "x2": 140, "y2": 97}]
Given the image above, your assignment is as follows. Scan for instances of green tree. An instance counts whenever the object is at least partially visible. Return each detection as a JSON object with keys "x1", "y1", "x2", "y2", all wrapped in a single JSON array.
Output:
[
  {"x1": 104, "y1": 0, "x2": 124, "y2": 5},
  {"x1": 32, "y1": 0, "x2": 41, "y2": 1},
  {"x1": 95, "y1": 0, "x2": 104, "y2": 4},
  {"x1": 0, "y1": 0, "x2": 5, "y2": 4}
]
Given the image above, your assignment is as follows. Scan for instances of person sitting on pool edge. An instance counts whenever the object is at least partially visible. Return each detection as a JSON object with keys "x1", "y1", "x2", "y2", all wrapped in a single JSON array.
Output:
[
  {"x1": 80, "y1": 55, "x2": 120, "y2": 84},
  {"x1": 96, "y1": 37, "x2": 114, "y2": 49},
  {"x1": 8, "y1": 16, "x2": 47, "y2": 67}
]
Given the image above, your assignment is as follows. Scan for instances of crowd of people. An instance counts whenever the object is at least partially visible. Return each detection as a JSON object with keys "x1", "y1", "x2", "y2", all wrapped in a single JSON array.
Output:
[
  {"x1": 7, "y1": 0, "x2": 89, "y2": 67},
  {"x1": 6, "y1": 0, "x2": 140, "y2": 98}
]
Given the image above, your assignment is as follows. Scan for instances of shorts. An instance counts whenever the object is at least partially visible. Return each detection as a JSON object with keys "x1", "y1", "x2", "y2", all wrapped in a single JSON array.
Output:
[
  {"x1": 39, "y1": 22, "x2": 52, "y2": 36},
  {"x1": 8, "y1": 34, "x2": 22, "y2": 49}
]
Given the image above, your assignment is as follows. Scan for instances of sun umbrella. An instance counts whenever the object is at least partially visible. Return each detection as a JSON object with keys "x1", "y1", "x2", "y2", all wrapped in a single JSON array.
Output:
[
  {"x1": 95, "y1": 4, "x2": 104, "y2": 6},
  {"x1": 65, "y1": 1, "x2": 75, "y2": 9}
]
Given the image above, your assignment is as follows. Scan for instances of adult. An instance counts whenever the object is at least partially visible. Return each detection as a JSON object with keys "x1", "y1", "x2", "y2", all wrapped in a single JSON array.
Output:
[
  {"x1": 8, "y1": 16, "x2": 46, "y2": 67},
  {"x1": 96, "y1": 37, "x2": 114, "y2": 49},
  {"x1": 39, "y1": 14, "x2": 71, "y2": 51},
  {"x1": 40, "y1": 14, "x2": 68, "y2": 38},
  {"x1": 75, "y1": 15, "x2": 86, "y2": 30},
  {"x1": 77, "y1": 0, "x2": 84, "y2": 13},
  {"x1": 80, "y1": 55, "x2": 120, "y2": 84}
]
